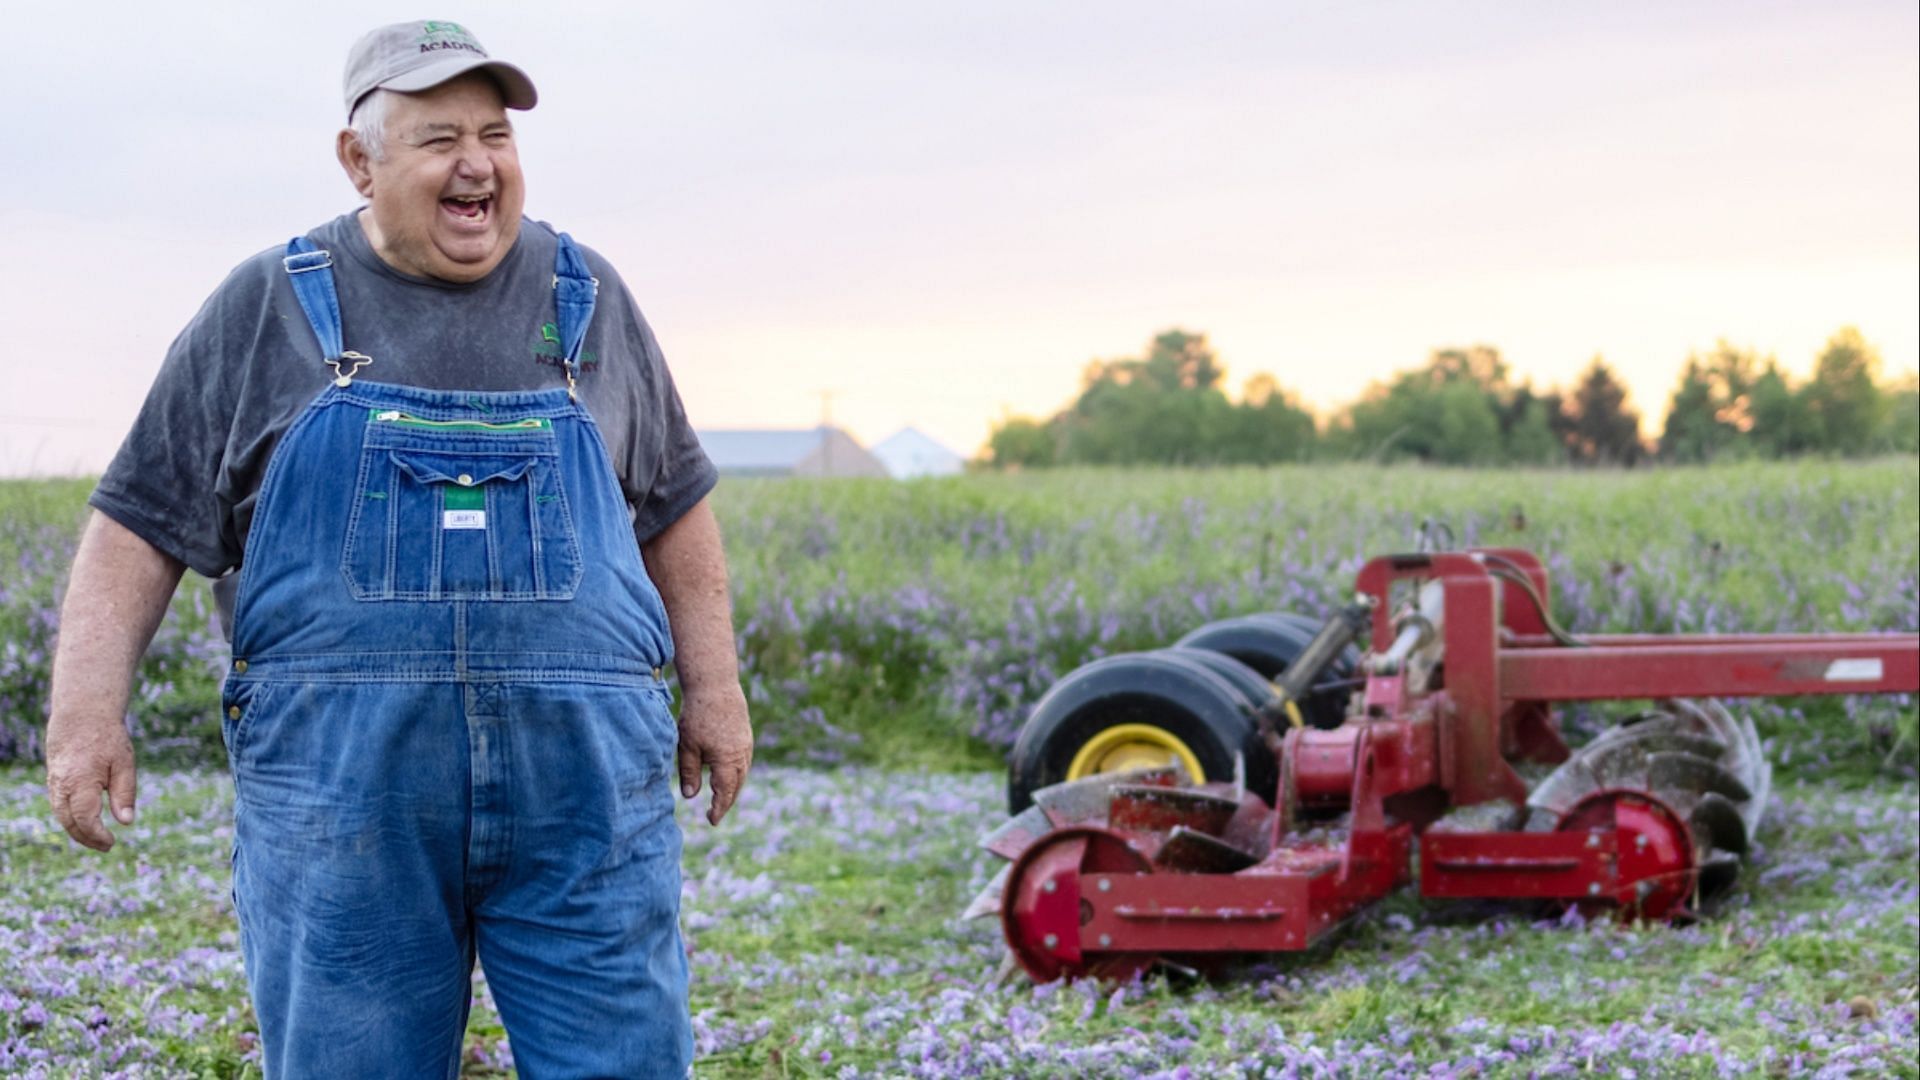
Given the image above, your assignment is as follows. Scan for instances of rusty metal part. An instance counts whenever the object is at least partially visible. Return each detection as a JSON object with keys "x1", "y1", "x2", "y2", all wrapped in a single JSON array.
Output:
[
  {"x1": 1152, "y1": 827, "x2": 1262, "y2": 873},
  {"x1": 1033, "y1": 766, "x2": 1185, "y2": 829},
  {"x1": 1107, "y1": 784, "x2": 1240, "y2": 836}
]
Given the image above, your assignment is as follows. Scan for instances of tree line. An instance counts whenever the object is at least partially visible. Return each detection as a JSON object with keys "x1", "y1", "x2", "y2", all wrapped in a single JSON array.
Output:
[{"x1": 985, "y1": 327, "x2": 1918, "y2": 468}]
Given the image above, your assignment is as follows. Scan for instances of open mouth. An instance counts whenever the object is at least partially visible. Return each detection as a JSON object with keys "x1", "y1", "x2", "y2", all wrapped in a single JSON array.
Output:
[{"x1": 440, "y1": 193, "x2": 493, "y2": 224}]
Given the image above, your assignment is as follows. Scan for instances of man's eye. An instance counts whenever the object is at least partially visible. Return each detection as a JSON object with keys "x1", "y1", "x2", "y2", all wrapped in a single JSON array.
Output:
[
  {"x1": 484, "y1": 131, "x2": 512, "y2": 145},
  {"x1": 425, "y1": 137, "x2": 456, "y2": 150}
]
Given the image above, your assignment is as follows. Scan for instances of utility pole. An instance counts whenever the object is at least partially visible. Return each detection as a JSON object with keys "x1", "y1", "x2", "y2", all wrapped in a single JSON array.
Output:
[{"x1": 817, "y1": 389, "x2": 836, "y2": 477}]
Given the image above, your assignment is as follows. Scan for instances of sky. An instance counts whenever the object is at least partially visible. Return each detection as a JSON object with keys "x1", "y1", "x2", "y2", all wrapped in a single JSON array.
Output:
[{"x1": 1, "y1": 1, "x2": 1915, "y2": 475}]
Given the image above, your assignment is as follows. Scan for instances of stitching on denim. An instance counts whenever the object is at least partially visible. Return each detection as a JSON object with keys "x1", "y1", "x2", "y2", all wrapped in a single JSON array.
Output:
[
  {"x1": 339, "y1": 431, "x2": 382, "y2": 599},
  {"x1": 543, "y1": 450, "x2": 585, "y2": 599},
  {"x1": 232, "y1": 389, "x2": 344, "y2": 637}
]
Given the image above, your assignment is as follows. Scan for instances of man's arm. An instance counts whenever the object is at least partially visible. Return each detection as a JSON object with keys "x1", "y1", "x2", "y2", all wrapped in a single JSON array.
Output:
[
  {"x1": 46, "y1": 511, "x2": 185, "y2": 851},
  {"x1": 641, "y1": 496, "x2": 752, "y2": 825}
]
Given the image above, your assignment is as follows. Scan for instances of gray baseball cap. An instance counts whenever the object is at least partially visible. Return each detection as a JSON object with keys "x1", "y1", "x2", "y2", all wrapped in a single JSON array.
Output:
[{"x1": 343, "y1": 20, "x2": 537, "y2": 118}]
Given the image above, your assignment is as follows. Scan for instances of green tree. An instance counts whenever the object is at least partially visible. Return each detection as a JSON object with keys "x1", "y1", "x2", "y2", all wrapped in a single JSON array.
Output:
[
  {"x1": 1660, "y1": 342, "x2": 1761, "y2": 461},
  {"x1": 1878, "y1": 373, "x2": 1918, "y2": 455},
  {"x1": 985, "y1": 416, "x2": 1058, "y2": 469},
  {"x1": 1502, "y1": 396, "x2": 1563, "y2": 465},
  {"x1": 1222, "y1": 374, "x2": 1317, "y2": 463},
  {"x1": 1746, "y1": 362, "x2": 1812, "y2": 458},
  {"x1": 1565, "y1": 357, "x2": 1643, "y2": 465},
  {"x1": 1056, "y1": 330, "x2": 1241, "y2": 465},
  {"x1": 1799, "y1": 327, "x2": 1884, "y2": 456}
]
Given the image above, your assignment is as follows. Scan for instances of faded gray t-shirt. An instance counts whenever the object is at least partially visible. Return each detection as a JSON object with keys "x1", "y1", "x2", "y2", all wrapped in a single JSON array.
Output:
[{"x1": 91, "y1": 211, "x2": 717, "y2": 589}]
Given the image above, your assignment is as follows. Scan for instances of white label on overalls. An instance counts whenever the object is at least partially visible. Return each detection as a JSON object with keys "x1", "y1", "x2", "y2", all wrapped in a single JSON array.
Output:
[
  {"x1": 1824, "y1": 658, "x2": 1882, "y2": 682},
  {"x1": 444, "y1": 510, "x2": 487, "y2": 530}
]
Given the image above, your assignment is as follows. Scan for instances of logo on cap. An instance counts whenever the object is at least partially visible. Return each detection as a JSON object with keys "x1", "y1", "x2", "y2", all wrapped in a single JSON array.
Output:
[{"x1": 417, "y1": 21, "x2": 484, "y2": 56}]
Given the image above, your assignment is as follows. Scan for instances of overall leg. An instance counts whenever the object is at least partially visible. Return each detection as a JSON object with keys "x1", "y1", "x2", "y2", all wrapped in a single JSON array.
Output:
[
  {"x1": 472, "y1": 681, "x2": 692, "y2": 1079},
  {"x1": 228, "y1": 679, "x2": 475, "y2": 1079}
]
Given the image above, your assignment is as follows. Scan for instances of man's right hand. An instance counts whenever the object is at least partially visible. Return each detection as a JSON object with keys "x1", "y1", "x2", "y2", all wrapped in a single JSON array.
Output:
[
  {"x1": 44, "y1": 511, "x2": 185, "y2": 853},
  {"x1": 46, "y1": 713, "x2": 138, "y2": 851}
]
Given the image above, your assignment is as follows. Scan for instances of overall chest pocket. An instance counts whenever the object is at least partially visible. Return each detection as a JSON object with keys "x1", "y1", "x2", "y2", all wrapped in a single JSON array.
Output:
[{"x1": 341, "y1": 419, "x2": 583, "y2": 602}]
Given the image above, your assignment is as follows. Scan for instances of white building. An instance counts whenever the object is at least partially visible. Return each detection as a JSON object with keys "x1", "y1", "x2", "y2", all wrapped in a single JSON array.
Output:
[
  {"x1": 696, "y1": 426, "x2": 888, "y2": 478},
  {"x1": 871, "y1": 427, "x2": 965, "y2": 479}
]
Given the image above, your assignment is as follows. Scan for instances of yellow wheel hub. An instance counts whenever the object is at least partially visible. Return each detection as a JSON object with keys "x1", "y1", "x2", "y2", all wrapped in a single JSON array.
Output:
[{"x1": 1065, "y1": 724, "x2": 1205, "y2": 784}]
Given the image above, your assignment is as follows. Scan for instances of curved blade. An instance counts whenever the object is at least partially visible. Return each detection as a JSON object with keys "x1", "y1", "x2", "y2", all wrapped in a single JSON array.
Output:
[
  {"x1": 1152, "y1": 826, "x2": 1260, "y2": 873},
  {"x1": 963, "y1": 864, "x2": 1012, "y2": 920},
  {"x1": 1587, "y1": 725, "x2": 1728, "y2": 762},
  {"x1": 1691, "y1": 792, "x2": 1749, "y2": 857},
  {"x1": 1033, "y1": 767, "x2": 1184, "y2": 828},
  {"x1": 981, "y1": 806, "x2": 1055, "y2": 861},
  {"x1": 1577, "y1": 741, "x2": 1658, "y2": 792},
  {"x1": 1647, "y1": 752, "x2": 1752, "y2": 803},
  {"x1": 1525, "y1": 755, "x2": 1602, "y2": 824},
  {"x1": 1697, "y1": 850, "x2": 1742, "y2": 899}
]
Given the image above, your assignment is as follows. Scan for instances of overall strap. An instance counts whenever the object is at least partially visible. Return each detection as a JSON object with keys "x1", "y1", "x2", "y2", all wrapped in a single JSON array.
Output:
[
  {"x1": 283, "y1": 238, "x2": 373, "y2": 386},
  {"x1": 283, "y1": 238, "x2": 345, "y2": 360},
  {"x1": 552, "y1": 233, "x2": 598, "y2": 397}
]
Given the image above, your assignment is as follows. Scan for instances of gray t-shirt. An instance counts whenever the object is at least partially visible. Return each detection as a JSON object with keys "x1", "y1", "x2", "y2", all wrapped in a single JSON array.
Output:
[{"x1": 92, "y1": 211, "x2": 717, "y2": 586}]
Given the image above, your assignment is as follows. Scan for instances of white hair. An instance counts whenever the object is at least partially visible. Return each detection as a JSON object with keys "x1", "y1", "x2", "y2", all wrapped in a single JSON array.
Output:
[{"x1": 347, "y1": 89, "x2": 395, "y2": 162}]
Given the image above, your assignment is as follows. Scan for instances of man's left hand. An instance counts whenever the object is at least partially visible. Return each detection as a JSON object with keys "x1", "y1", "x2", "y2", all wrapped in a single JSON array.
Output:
[{"x1": 677, "y1": 684, "x2": 752, "y2": 825}]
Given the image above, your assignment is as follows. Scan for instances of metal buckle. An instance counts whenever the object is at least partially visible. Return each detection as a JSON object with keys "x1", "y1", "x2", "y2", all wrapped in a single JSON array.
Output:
[{"x1": 283, "y1": 251, "x2": 334, "y2": 273}]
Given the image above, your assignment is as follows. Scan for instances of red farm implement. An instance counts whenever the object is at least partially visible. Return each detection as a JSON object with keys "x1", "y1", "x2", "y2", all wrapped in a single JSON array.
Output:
[{"x1": 967, "y1": 547, "x2": 1919, "y2": 982}]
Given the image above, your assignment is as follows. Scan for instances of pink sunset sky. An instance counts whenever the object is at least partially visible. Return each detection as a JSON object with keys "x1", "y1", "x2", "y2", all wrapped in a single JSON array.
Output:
[{"x1": 1, "y1": 1, "x2": 1913, "y2": 473}]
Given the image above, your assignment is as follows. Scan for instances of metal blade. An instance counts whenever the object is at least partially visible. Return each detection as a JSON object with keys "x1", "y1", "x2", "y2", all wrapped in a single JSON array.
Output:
[
  {"x1": 1107, "y1": 784, "x2": 1242, "y2": 836},
  {"x1": 1698, "y1": 850, "x2": 1742, "y2": 899},
  {"x1": 1647, "y1": 752, "x2": 1752, "y2": 803},
  {"x1": 1032, "y1": 766, "x2": 1184, "y2": 828},
  {"x1": 962, "y1": 864, "x2": 1012, "y2": 921},
  {"x1": 1576, "y1": 741, "x2": 1656, "y2": 793},
  {"x1": 1525, "y1": 755, "x2": 1603, "y2": 825},
  {"x1": 1691, "y1": 792, "x2": 1749, "y2": 857},
  {"x1": 980, "y1": 805, "x2": 1055, "y2": 861},
  {"x1": 1586, "y1": 725, "x2": 1728, "y2": 762},
  {"x1": 1151, "y1": 826, "x2": 1260, "y2": 873}
]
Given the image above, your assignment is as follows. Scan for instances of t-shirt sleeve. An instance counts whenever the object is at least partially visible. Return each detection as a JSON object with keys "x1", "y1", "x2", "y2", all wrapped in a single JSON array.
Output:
[
  {"x1": 620, "y1": 294, "x2": 718, "y2": 545},
  {"x1": 89, "y1": 265, "x2": 258, "y2": 578}
]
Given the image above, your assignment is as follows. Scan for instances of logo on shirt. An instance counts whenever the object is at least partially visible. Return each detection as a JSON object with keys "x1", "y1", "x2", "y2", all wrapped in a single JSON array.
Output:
[{"x1": 533, "y1": 322, "x2": 599, "y2": 372}]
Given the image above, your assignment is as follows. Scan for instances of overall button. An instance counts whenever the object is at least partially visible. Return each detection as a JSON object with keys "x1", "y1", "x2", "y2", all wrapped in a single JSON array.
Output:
[
  {"x1": 456, "y1": 473, "x2": 474, "y2": 486},
  {"x1": 233, "y1": 659, "x2": 248, "y2": 674},
  {"x1": 228, "y1": 706, "x2": 242, "y2": 720}
]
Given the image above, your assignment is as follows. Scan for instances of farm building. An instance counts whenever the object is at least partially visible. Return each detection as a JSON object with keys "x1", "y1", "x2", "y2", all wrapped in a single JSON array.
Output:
[
  {"x1": 696, "y1": 426, "x2": 888, "y2": 478},
  {"x1": 871, "y1": 427, "x2": 966, "y2": 479}
]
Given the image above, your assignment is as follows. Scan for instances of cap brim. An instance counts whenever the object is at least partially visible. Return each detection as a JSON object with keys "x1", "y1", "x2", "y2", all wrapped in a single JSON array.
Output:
[{"x1": 379, "y1": 56, "x2": 538, "y2": 110}]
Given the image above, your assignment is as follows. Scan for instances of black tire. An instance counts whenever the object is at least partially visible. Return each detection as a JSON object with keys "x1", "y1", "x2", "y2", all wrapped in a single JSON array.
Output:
[
  {"x1": 1173, "y1": 613, "x2": 1357, "y2": 729},
  {"x1": 1267, "y1": 612, "x2": 1365, "y2": 674},
  {"x1": 1163, "y1": 646, "x2": 1274, "y2": 706},
  {"x1": 1006, "y1": 650, "x2": 1274, "y2": 814}
]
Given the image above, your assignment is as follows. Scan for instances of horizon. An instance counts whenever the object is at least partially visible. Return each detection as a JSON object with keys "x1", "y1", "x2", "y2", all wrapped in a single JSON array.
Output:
[{"x1": 1, "y1": 1, "x2": 1914, "y2": 476}]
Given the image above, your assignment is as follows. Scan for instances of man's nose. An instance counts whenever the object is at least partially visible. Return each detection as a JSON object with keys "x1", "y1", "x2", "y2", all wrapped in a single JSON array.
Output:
[{"x1": 454, "y1": 144, "x2": 495, "y2": 181}]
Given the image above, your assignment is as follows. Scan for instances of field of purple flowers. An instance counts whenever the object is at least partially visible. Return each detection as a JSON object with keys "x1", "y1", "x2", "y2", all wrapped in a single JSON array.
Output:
[
  {"x1": 1, "y1": 765, "x2": 1914, "y2": 1077},
  {"x1": 3, "y1": 462, "x2": 1916, "y2": 773},
  {"x1": 1, "y1": 461, "x2": 1916, "y2": 1076}
]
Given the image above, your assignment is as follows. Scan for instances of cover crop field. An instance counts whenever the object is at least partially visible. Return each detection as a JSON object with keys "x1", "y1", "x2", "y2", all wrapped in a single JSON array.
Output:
[{"x1": 1, "y1": 460, "x2": 1916, "y2": 1077}]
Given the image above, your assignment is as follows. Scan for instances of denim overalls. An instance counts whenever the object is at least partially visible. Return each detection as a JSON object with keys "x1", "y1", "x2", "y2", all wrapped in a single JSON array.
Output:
[{"x1": 219, "y1": 233, "x2": 693, "y2": 1078}]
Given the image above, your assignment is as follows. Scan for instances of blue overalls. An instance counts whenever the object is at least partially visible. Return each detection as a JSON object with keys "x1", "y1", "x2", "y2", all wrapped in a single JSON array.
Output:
[{"x1": 219, "y1": 234, "x2": 693, "y2": 1078}]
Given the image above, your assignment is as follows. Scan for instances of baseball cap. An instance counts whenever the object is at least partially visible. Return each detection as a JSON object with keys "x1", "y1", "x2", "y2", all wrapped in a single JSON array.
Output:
[{"x1": 343, "y1": 20, "x2": 538, "y2": 118}]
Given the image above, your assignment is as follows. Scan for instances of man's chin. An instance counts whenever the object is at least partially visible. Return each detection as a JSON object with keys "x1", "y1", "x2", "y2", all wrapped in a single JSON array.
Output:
[{"x1": 429, "y1": 235, "x2": 515, "y2": 282}]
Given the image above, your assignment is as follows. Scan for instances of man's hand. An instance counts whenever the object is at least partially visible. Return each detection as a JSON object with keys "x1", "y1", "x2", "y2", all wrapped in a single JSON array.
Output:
[
  {"x1": 676, "y1": 684, "x2": 753, "y2": 825},
  {"x1": 641, "y1": 497, "x2": 752, "y2": 827},
  {"x1": 45, "y1": 714, "x2": 138, "y2": 851},
  {"x1": 45, "y1": 511, "x2": 184, "y2": 852}
]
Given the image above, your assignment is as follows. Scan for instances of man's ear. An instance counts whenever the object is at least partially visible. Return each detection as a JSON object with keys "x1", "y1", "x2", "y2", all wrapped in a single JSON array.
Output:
[{"x1": 337, "y1": 129, "x2": 376, "y2": 199}]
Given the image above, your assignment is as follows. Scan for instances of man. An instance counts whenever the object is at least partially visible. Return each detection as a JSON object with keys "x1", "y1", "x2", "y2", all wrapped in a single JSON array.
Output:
[{"x1": 43, "y1": 20, "x2": 751, "y2": 1077}]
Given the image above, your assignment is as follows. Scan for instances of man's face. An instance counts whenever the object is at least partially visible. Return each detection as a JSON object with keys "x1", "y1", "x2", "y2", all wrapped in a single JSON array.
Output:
[{"x1": 340, "y1": 73, "x2": 526, "y2": 283}]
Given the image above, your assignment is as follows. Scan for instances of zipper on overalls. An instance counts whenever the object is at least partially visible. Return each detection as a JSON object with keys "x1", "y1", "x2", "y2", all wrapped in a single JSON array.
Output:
[{"x1": 370, "y1": 409, "x2": 552, "y2": 432}]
